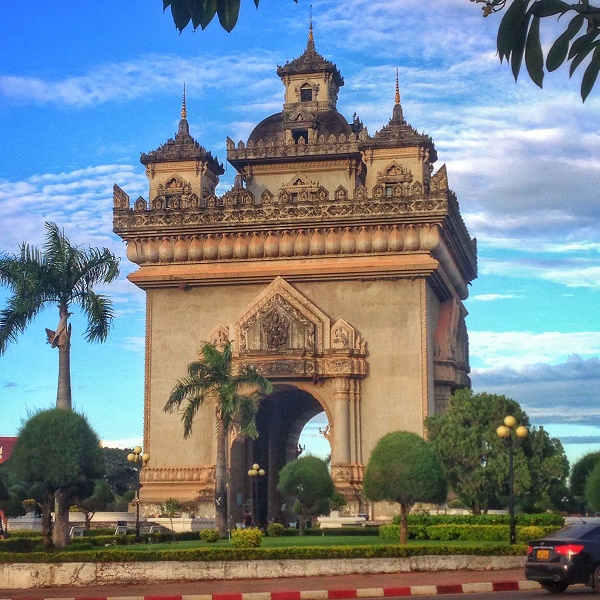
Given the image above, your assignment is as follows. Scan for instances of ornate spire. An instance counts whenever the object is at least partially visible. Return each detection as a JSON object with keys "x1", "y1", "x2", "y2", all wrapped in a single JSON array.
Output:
[
  {"x1": 181, "y1": 84, "x2": 187, "y2": 119},
  {"x1": 276, "y1": 10, "x2": 344, "y2": 88},
  {"x1": 392, "y1": 69, "x2": 404, "y2": 123},
  {"x1": 307, "y1": 6, "x2": 314, "y2": 51},
  {"x1": 178, "y1": 84, "x2": 190, "y2": 137}
]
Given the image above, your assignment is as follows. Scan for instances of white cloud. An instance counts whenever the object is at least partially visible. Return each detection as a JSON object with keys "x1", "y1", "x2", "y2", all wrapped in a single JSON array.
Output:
[
  {"x1": 470, "y1": 293, "x2": 519, "y2": 302},
  {"x1": 470, "y1": 332, "x2": 600, "y2": 369}
]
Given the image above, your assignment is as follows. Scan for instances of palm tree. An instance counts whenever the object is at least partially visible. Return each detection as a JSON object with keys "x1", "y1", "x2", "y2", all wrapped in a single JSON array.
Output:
[
  {"x1": 0, "y1": 222, "x2": 119, "y2": 549},
  {"x1": 0, "y1": 222, "x2": 120, "y2": 410},
  {"x1": 164, "y1": 340, "x2": 272, "y2": 536}
]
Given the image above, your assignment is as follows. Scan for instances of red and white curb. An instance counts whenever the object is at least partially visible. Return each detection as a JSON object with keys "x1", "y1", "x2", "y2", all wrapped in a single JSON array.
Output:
[{"x1": 0, "y1": 581, "x2": 542, "y2": 600}]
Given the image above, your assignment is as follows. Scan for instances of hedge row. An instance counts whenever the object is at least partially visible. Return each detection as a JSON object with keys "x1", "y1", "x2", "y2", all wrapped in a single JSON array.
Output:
[
  {"x1": 0, "y1": 542, "x2": 526, "y2": 563},
  {"x1": 379, "y1": 524, "x2": 561, "y2": 543},
  {"x1": 391, "y1": 513, "x2": 565, "y2": 527}
]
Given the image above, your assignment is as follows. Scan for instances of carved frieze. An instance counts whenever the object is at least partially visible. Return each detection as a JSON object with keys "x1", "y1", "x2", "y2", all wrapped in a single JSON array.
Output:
[{"x1": 234, "y1": 277, "x2": 329, "y2": 355}]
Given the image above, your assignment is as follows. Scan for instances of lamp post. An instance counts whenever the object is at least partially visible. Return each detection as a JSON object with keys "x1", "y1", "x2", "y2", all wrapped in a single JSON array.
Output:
[
  {"x1": 496, "y1": 416, "x2": 528, "y2": 545},
  {"x1": 127, "y1": 446, "x2": 150, "y2": 543},
  {"x1": 247, "y1": 463, "x2": 265, "y2": 526}
]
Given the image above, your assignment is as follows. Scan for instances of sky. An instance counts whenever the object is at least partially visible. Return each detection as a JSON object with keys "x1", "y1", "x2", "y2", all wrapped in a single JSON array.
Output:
[{"x1": 1, "y1": 0, "x2": 599, "y2": 471}]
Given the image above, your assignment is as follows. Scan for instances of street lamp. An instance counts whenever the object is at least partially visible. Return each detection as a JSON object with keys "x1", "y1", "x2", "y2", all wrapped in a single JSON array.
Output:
[
  {"x1": 247, "y1": 463, "x2": 265, "y2": 526},
  {"x1": 127, "y1": 446, "x2": 150, "y2": 543},
  {"x1": 496, "y1": 415, "x2": 528, "y2": 545}
]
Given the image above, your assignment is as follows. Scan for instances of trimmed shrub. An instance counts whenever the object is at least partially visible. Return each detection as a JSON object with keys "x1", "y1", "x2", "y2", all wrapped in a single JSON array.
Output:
[
  {"x1": 267, "y1": 523, "x2": 285, "y2": 538},
  {"x1": 230, "y1": 527, "x2": 263, "y2": 548},
  {"x1": 0, "y1": 542, "x2": 527, "y2": 564},
  {"x1": 200, "y1": 529, "x2": 221, "y2": 543}
]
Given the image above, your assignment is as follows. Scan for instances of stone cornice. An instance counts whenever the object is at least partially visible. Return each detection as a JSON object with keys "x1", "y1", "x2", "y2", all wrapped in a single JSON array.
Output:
[
  {"x1": 114, "y1": 194, "x2": 451, "y2": 235},
  {"x1": 126, "y1": 254, "x2": 441, "y2": 289}
]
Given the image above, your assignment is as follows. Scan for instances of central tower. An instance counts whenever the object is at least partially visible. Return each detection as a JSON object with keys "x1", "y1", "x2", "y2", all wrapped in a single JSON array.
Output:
[{"x1": 113, "y1": 28, "x2": 477, "y2": 523}]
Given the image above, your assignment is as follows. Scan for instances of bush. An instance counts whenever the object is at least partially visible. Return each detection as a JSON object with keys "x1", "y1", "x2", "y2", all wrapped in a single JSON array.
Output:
[
  {"x1": 378, "y1": 523, "x2": 561, "y2": 542},
  {"x1": 267, "y1": 523, "x2": 285, "y2": 537},
  {"x1": 230, "y1": 527, "x2": 263, "y2": 548},
  {"x1": 0, "y1": 542, "x2": 527, "y2": 563},
  {"x1": 390, "y1": 513, "x2": 564, "y2": 527},
  {"x1": 200, "y1": 529, "x2": 221, "y2": 543}
]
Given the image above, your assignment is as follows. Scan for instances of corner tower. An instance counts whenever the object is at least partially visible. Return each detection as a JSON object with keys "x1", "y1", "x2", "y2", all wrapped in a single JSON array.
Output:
[{"x1": 113, "y1": 32, "x2": 476, "y2": 522}]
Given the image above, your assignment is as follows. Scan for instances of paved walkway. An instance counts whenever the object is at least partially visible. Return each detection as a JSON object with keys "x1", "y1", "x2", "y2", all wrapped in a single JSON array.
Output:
[{"x1": 0, "y1": 569, "x2": 542, "y2": 599}]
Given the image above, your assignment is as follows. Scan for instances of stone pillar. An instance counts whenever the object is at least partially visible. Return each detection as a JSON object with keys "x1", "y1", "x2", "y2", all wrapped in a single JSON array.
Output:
[
  {"x1": 267, "y1": 425, "x2": 279, "y2": 523},
  {"x1": 332, "y1": 377, "x2": 351, "y2": 464}
]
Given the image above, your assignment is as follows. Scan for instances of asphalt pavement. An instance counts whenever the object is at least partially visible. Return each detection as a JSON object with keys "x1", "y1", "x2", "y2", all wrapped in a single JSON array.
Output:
[{"x1": 0, "y1": 568, "x2": 542, "y2": 599}]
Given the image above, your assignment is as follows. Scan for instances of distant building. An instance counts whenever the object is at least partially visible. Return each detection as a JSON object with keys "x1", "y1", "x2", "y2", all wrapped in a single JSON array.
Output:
[
  {"x1": 113, "y1": 24, "x2": 477, "y2": 522},
  {"x1": 0, "y1": 437, "x2": 17, "y2": 464}
]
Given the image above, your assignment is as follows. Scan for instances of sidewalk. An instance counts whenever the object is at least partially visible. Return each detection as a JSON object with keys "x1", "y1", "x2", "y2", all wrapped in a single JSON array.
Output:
[{"x1": 0, "y1": 569, "x2": 541, "y2": 599}]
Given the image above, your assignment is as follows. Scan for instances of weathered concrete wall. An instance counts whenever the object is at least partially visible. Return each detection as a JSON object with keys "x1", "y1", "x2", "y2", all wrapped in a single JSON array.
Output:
[{"x1": 0, "y1": 556, "x2": 525, "y2": 590}]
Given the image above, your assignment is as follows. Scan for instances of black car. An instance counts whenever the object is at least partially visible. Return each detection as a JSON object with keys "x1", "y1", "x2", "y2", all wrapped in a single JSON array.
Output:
[{"x1": 525, "y1": 521, "x2": 600, "y2": 593}]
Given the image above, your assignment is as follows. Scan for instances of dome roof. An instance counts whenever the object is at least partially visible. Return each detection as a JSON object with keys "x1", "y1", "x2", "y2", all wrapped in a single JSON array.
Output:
[{"x1": 248, "y1": 109, "x2": 352, "y2": 145}]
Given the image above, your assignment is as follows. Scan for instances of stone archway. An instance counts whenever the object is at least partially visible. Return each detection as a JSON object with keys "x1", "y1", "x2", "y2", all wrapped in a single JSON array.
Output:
[
  {"x1": 234, "y1": 386, "x2": 329, "y2": 526},
  {"x1": 206, "y1": 277, "x2": 368, "y2": 524}
]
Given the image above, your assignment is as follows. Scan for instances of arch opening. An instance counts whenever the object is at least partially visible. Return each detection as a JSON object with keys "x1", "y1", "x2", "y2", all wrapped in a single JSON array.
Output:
[{"x1": 231, "y1": 386, "x2": 329, "y2": 527}]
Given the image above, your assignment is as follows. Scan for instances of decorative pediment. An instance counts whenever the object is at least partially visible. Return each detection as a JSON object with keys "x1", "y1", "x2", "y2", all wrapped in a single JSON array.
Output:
[
  {"x1": 377, "y1": 162, "x2": 414, "y2": 184},
  {"x1": 430, "y1": 164, "x2": 448, "y2": 192},
  {"x1": 288, "y1": 107, "x2": 315, "y2": 124},
  {"x1": 233, "y1": 277, "x2": 330, "y2": 356},
  {"x1": 206, "y1": 323, "x2": 230, "y2": 349},
  {"x1": 279, "y1": 174, "x2": 323, "y2": 204}
]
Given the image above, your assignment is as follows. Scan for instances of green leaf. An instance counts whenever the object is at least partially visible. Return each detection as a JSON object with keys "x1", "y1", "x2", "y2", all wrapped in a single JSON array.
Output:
[
  {"x1": 581, "y1": 44, "x2": 600, "y2": 100},
  {"x1": 569, "y1": 31, "x2": 598, "y2": 59},
  {"x1": 217, "y1": 0, "x2": 241, "y2": 32},
  {"x1": 170, "y1": 0, "x2": 192, "y2": 32},
  {"x1": 546, "y1": 15, "x2": 584, "y2": 72},
  {"x1": 547, "y1": 30, "x2": 572, "y2": 71},
  {"x1": 569, "y1": 40, "x2": 598, "y2": 76},
  {"x1": 190, "y1": 0, "x2": 217, "y2": 30},
  {"x1": 525, "y1": 16, "x2": 544, "y2": 86},
  {"x1": 497, "y1": 0, "x2": 529, "y2": 60},
  {"x1": 510, "y1": 10, "x2": 532, "y2": 80},
  {"x1": 529, "y1": 0, "x2": 571, "y2": 17}
]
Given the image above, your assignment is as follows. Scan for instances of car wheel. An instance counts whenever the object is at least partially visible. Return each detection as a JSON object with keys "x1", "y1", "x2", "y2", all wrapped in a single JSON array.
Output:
[
  {"x1": 592, "y1": 565, "x2": 600, "y2": 593},
  {"x1": 541, "y1": 582, "x2": 569, "y2": 594}
]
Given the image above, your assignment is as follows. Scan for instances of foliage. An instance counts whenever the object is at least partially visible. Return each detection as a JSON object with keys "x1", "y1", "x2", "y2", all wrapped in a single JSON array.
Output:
[
  {"x1": 584, "y1": 460, "x2": 600, "y2": 512},
  {"x1": 472, "y1": 0, "x2": 600, "y2": 100},
  {"x1": 230, "y1": 526, "x2": 263, "y2": 548},
  {"x1": 200, "y1": 529, "x2": 221, "y2": 542},
  {"x1": 391, "y1": 512, "x2": 565, "y2": 526},
  {"x1": 0, "y1": 222, "x2": 118, "y2": 548},
  {"x1": 277, "y1": 456, "x2": 334, "y2": 535},
  {"x1": 8, "y1": 409, "x2": 105, "y2": 550},
  {"x1": 363, "y1": 431, "x2": 447, "y2": 544},
  {"x1": 570, "y1": 451, "x2": 600, "y2": 506},
  {"x1": 164, "y1": 340, "x2": 272, "y2": 536},
  {"x1": 102, "y1": 447, "x2": 138, "y2": 496},
  {"x1": 266, "y1": 522, "x2": 286, "y2": 537},
  {"x1": 329, "y1": 492, "x2": 347, "y2": 512},
  {"x1": 425, "y1": 389, "x2": 569, "y2": 514},
  {"x1": 77, "y1": 480, "x2": 115, "y2": 530},
  {"x1": 379, "y1": 523, "x2": 558, "y2": 542},
  {"x1": 163, "y1": 0, "x2": 298, "y2": 33},
  {"x1": 161, "y1": 498, "x2": 181, "y2": 541},
  {"x1": 0, "y1": 540, "x2": 527, "y2": 563},
  {"x1": 0, "y1": 221, "x2": 120, "y2": 395}
]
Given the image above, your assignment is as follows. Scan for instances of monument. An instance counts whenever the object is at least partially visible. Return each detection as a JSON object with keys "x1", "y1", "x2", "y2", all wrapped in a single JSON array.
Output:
[{"x1": 113, "y1": 26, "x2": 477, "y2": 523}]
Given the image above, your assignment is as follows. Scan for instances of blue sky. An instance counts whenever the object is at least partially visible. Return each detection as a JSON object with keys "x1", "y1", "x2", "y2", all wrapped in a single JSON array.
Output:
[{"x1": 1, "y1": 0, "x2": 599, "y2": 469}]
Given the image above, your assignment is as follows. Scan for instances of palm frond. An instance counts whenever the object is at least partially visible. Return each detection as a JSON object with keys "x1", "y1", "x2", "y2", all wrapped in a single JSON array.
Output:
[
  {"x1": 78, "y1": 292, "x2": 115, "y2": 343},
  {"x1": 0, "y1": 295, "x2": 45, "y2": 354},
  {"x1": 235, "y1": 395, "x2": 259, "y2": 439}
]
